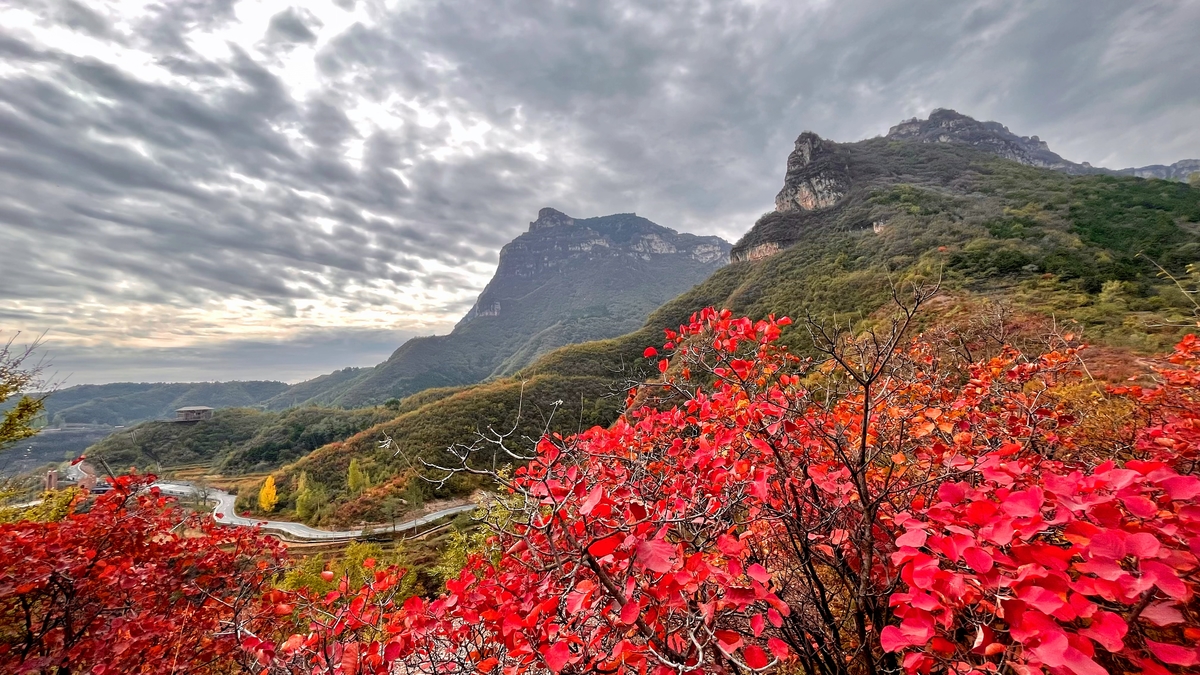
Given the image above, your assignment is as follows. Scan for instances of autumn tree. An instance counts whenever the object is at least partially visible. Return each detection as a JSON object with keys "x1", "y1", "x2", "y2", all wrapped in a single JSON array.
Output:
[
  {"x1": 247, "y1": 295, "x2": 1200, "y2": 675},
  {"x1": 0, "y1": 333, "x2": 45, "y2": 451},
  {"x1": 295, "y1": 474, "x2": 327, "y2": 523},
  {"x1": 0, "y1": 474, "x2": 284, "y2": 673},
  {"x1": 259, "y1": 475, "x2": 279, "y2": 513},
  {"x1": 348, "y1": 458, "x2": 371, "y2": 496}
]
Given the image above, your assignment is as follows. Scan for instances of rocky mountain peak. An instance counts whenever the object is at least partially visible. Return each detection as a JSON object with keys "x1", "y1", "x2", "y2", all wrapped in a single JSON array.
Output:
[
  {"x1": 529, "y1": 207, "x2": 576, "y2": 231},
  {"x1": 887, "y1": 109, "x2": 1085, "y2": 173},
  {"x1": 774, "y1": 131, "x2": 851, "y2": 213}
]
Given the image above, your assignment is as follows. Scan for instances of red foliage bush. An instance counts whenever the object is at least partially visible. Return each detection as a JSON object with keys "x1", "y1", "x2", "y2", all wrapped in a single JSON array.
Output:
[
  {"x1": 249, "y1": 306, "x2": 1195, "y2": 675},
  {"x1": 0, "y1": 474, "x2": 284, "y2": 674}
]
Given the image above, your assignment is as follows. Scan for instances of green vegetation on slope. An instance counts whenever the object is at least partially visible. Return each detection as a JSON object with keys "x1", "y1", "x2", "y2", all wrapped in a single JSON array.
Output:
[
  {"x1": 84, "y1": 406, "x2": 392, "y2": 474},
  {"x1": 271, "y1": 137, "x2": 1200, "y2": 524}
]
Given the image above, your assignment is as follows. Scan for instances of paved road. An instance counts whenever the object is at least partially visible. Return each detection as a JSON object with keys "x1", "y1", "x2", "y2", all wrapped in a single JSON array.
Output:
[{"x1": 154, "y1": 482, "x2": 476, "y2": 541}]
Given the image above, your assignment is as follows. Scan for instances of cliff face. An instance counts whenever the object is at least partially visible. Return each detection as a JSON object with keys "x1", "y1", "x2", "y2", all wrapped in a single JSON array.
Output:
[
  {"x1": 458, "y1": 208, "x2": 728, "y2": 326},
  {"x1": 773, "y1": 132, "x2": 851, "y2": 213},
  {"x1": 730, "y1": 109, "x2": 1199, "y2": 262},
  {"x1": 276, "y1": 209, "x2": 730, "y2": 408}
]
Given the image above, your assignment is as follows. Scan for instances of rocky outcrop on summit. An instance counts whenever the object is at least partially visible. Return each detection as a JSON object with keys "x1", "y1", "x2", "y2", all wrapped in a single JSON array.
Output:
[
  {"x1": 274, "y1": 210, "x2": 730, "y2": 408},
  {"x1": 730, "y1": 109, "x2": 1199, "y2": 264},
  {"x1": 887, "y1": 109, "x2": 1199, "y2": 180},
  {"x1": 774, "y1": 132, "x2": 851, "y2": 213},
  {"x1": 1113, "y1": 159, "x2": 1200, "y2": 182},
  {"x1": 528, "y1": 207, "x2": 575, "y2": 231},
  {"x1": 886, "y1": 109, "x2": 1088, "y2": 173}
]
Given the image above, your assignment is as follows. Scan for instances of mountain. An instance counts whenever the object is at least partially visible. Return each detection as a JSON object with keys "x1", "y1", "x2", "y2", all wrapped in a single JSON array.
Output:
[
  {"x1": 267, "y1": 109, "x2": 1200, "y2": 527},
  {"x1": 885, "y1": 108, "x2": 1200, "y2": 180},
  {"x1": 266, "y1": 210, "x2": 729, "y2": 409},
  {"x1": 29, "y1": 380, "x2": 289, "y2": 427}
]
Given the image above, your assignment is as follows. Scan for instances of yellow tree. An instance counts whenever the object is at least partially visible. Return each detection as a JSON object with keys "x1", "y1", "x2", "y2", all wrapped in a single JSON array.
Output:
[{"x1": 258, "y1": 475, "x2": 278, "y2": 513}]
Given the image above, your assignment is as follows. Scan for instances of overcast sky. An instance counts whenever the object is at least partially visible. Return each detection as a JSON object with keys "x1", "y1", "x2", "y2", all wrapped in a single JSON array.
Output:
[{"x1": 1, "y1": 0, "x2": 1198, "y2": 384}]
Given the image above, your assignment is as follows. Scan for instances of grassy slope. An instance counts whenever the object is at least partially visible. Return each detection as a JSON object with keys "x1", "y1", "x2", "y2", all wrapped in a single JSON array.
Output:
[
  {"x1": 270, "y1": 138, "x2": 1200, "y2": 525},
  {"x1": 84, "y1": 406, "x2": 392, "y2": 475}
]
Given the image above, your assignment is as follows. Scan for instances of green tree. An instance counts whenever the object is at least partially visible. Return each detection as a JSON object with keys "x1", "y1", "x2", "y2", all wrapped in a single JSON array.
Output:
[
  {"x1": 347, "y1": 458, "x2": 371, "y2": 496},
  {"x1": 295, "y1": 479, "x2": 327, "y2": 523},
  {"x1": 258, "y1": 475, "x2": 278, "y2": 513},
  {"x1": 1189, "y1": 171, "x2": 1200, "y2": 188},
  {"x1": 1, "y1": 334, "x2": 45, "y2": 451}
]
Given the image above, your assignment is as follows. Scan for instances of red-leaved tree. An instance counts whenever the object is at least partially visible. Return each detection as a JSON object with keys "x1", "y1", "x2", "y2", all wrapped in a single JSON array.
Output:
[
  {"x1": 0, "y1": 474, "x2": 284, "y2": 674},
  {"x1": 253, "y1": 295, "x2": 1200, "y2": 675}
]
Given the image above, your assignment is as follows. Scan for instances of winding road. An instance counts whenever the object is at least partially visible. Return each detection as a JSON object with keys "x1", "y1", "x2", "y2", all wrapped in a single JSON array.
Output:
[{"x1": 154, "y1": 482, "x2": 476, "y2": 541}]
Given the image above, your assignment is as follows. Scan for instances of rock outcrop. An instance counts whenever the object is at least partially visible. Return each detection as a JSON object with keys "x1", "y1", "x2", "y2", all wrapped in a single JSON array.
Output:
[
  {"x1": 528, "y1": 207, "x2": 575, "y2": 231},
  {"x1": 887, "y1": 109, "x2": 1199, "y2": 180},
  {"x1": 1113, "y1": 159, "x2": 1200, "y2": 181},
  {"x1": 886, "y1": 108, "x2": 1087, "y2": 172},
  {"x1": 774, "y1": 132, "x2": 851, "y2": 212}
]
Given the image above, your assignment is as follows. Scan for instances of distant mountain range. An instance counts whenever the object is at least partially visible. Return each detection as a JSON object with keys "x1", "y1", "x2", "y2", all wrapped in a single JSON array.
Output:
[
  {"x1": 19, "y1": 212, "x2": 729, "y2": 428},
  {"x1": 27, "y1": 381, "x2": 288, "y2": 427}
]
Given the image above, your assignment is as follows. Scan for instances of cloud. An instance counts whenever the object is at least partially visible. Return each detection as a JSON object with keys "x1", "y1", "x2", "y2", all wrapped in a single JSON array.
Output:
[
  {"x1": 34, "y1": 327, "x2": 424, "y2": 385},
  {"x1": 266, "y1": 7, "x2": 321, "y2": 45},
  {"x1": 0, "y1": 0, "x2": 1197, "y2": 383}
]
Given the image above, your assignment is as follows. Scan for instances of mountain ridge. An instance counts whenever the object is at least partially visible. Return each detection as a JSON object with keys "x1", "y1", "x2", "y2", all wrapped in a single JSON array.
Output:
[{"x1": 265, "y1": 210, "x2": 730, "y2": 408}]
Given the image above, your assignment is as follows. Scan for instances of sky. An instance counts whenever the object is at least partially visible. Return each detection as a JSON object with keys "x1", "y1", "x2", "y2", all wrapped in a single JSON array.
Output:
[{"x1": 1, "y1": 0, "x2": 1198, "y2": 385}]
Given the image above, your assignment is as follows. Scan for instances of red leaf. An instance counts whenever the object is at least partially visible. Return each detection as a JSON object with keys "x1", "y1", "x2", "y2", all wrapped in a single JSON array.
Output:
[
  {"x1": 1161, "y1": 475, "x2": 1200, "y2": 500},
  {"x1": 746, "y1": 563, "x2": 770, "y2": 584},
  {"x1": 620, "y1": 599, "x2": 640, "y2": 625},
  {"x1": 880, "y1": 626, "x2": 907, "y2": 653},
  {"x1": 750, "y1": 613, "x2": 765, "y2": 637},
  {"x1": 542, "y1": 642, "x2": 572, "y2": 674},
  {"x1": 1146, "y1": 640, "x2": 1200, "y2": 667},
  {"x1": 715, "y1": 630, "x2": 743, "y2": 654},
  {"x1": 635, "y1": 537, "x2": 675, "y2": 573},
  {"x1": 657, "y1": 359, "x2": 669, "y2": 373},
  {"x1": 743, "y1": 645, "x2": 770, "y2": 669},
  {"x1": 588, "y1": 535, "x2": 621, "y2": 559},
  {"x1": 1141, "y1": 602, "x2": 1185, "y2": 626},
  {"x1": 580, "y1": 486, "x2": 604, "y2": 516},
  {"x1": 895, "y1": 529, "x2": 927, "y2": 548},
  {"x1": 643, "y1": 347, "x2": 658, "y2": 358},
  {"x1": 767, "y1": 638, "x2": 789, "y2": 660},
  {"x1": 1001, "y1": 487, "x2": 1043, "y2": 518},
  {"x1": 1079, "y1": 610, "x2": 1126, "y2": 652},
  {"x1": 962, "y1": 547, "x2": 993, "y2": 574}
]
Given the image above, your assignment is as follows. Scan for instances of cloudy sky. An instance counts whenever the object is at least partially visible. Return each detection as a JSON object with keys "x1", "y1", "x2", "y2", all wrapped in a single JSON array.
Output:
[{"x1": 1, "y1": 0, "x2": 1198, "y2": 384}]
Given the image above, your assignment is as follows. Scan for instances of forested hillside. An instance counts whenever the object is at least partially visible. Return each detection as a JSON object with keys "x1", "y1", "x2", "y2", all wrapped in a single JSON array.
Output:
[
  {"x1": 83, "y1": 406, "x2": 392, "y2": 474},
  {"x1": 262, "y1": 111, "x2": 1200, "y2": 527}
]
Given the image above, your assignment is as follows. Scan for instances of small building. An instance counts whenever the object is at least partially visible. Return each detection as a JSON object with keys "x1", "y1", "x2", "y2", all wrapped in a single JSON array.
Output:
[{"x1": 175, "y1": 406, "x2": 214, "y2": 422}]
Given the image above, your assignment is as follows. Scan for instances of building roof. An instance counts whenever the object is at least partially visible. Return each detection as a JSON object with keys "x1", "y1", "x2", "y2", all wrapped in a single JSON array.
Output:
[{"x1": 176, "y1": 406, "x2": 215, "y2": 412}]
